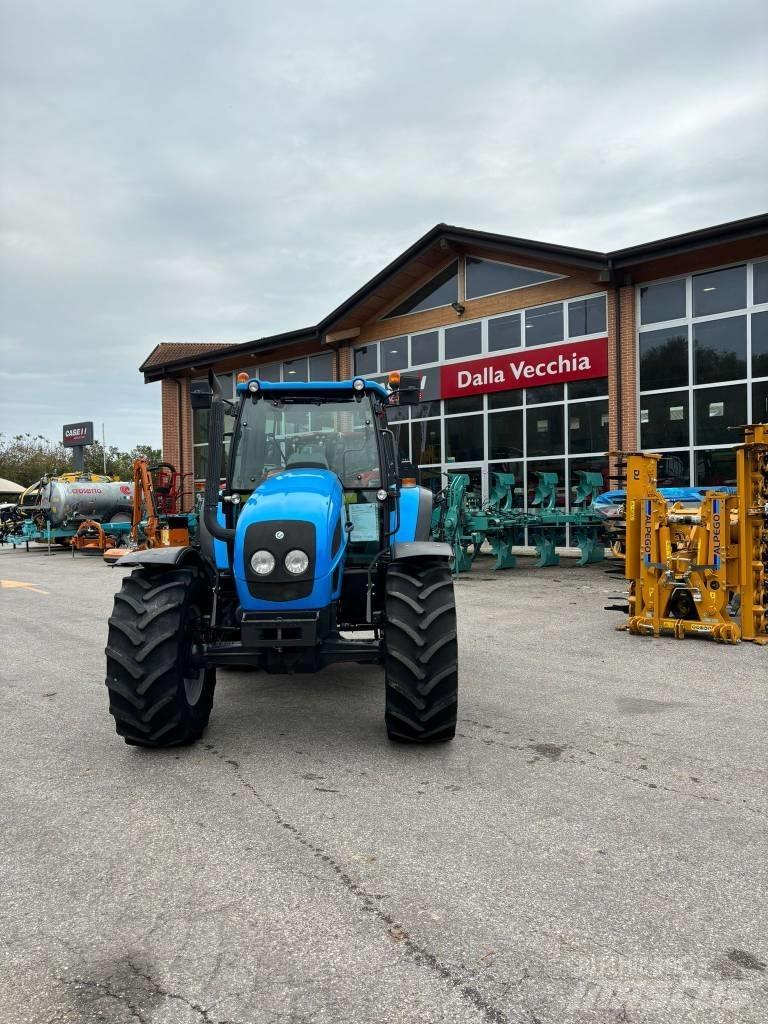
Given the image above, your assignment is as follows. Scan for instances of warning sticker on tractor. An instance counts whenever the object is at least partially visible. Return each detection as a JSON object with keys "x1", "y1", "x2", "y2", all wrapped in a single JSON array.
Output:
[{"x1": 348, "y1": 503, "x2": 378, "y2": 542}]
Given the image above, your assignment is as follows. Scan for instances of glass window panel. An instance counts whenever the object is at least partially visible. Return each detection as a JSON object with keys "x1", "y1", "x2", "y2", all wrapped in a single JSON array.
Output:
[
  {"x1": 568, "y1": 399, "x2": 609, "y2": 454},
  {"x1": 445, "y1": 321, "x2": 482, "y2": 359},
  {"x1": 309, "y1": 351, "x2": 334, "y2": 381},
  {"x1": 655, "y1": 451, "x2": 691, "y2": 487},
  {"x1": 410, "y1": 419, "x2": 442, "y2": 465},
  {"x1": 694, "y1": 385, "x2": 746, "y2": 446},
  {"x1": 384, "y1": 261, "x2": 458, "y2": 318},
  {"x1": 488, "y1": 312, "x2": 521, "y2": 352},
  {"x1": 639, "y1": 326, "x2": 689, "y2": 391},
  {"x1": 692, "y1": 265, "x2": 746, "y2": 317},
  {"x1": 465, "y1": 256, "x2": 561, "y2": 299},
  {"x1": 753, "y1": 381, "x2": 768, "y2": 423},
  {"x1": 525, "y1": 384, "x2": 564, "y2": 405},
  {"x1": 525, "y1": 405, "x2": 564, "y2": 457},
  {"x1": 353, "y1": 345, "x2": 378, "y2": 376},
  {"x1": 487, "y1": 463, "x2": 525, "y2": 508},
  {"x1": 569, "y1": 456, "x2": 609, "y2": 497},
  {"x1": 390, "y1": 422, "x2": 410, "y2": 462},
  {"x1": 206, "y1": 372, "x2": 233, "y2": 397},
  {"x1": 193, "y1": 445, "x2": 208, "y2": 481},
  {"x1": 751, "y1": 311, "x2": 768, "y2": 377},
  {"x1": 568, "y1": 456, "x2": 610, "y2": 542},
  {"x1": 755, "y1": 261, "x2": 768, "y2": 305},
  {"x1": 282, "y1": 357, "x2": 308, "y2": 381},
  {"x1": 193, "y1": 408, "x2": 209, "y2": 445},
  {"x1": 694, "y1": 449, "x2": 737, "y2": 487},
  {"x1": 447, "y1": 466, "x2": 483, "y2": 501},
  {"x1": 410, "y1": 365, "x2": 441, "y2": 419},
  {"x1": 524, "y1": 303, "x2": 564, "y2": 347},
  {"x1": 489, "y1": 410, "x2": 523, "y2": 460},
  {"x1": 568, "y1": 376, "x2": 608, "y2": 399},
  {"x1": 693, "y1": 315, "x2": 747, "y2": 384},
  {"x1": 640, "y1": 392, "x2": 690, "y2": 449},
  {"x1": 418, "y1": 467, "x2": 443, "y2": 493},
  {"x1": 488, "y1": 387, "x2": 523, "y2": 410},
  {"x1": 640, "y1": 279, "x2": 686, "y2": 325},
  {"x1": 410, "y1": 331, "x2": 438, "y2": 366},
  {"x1": 445, "y1": 415, "x2": 484, "y2": 462},
  {"x1": 568, "y1": 296, "x2": 607, "y2": 337},
  {"x1": 259, "y1": 362, "x2": 281, "y2": 382},
  {"x1": 380, "y1": 336, "x2": 408, "y2": 372},
  {"x1": 385, "y1": 402, "x2": 410, "y2": 423},
  {"x1": 444, "y1": 395, "x2": 483, "y2": 415}
]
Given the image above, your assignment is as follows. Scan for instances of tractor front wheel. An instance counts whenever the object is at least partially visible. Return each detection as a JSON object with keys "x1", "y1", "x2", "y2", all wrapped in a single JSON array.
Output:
[
  {"x1": 105, "y1": 567, "x2": 215, "y2": 747},
  {"x1": 384, "y1": 559, "x2": 458, "y2": 743}
]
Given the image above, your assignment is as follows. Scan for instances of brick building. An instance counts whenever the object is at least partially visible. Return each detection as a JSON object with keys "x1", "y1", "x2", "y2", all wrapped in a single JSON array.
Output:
[{"x1": 141, "y1": 214, "x2": 768, "y2": 525}]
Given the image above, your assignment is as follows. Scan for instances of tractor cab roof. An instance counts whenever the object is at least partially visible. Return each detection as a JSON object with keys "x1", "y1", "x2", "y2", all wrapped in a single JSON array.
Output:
[{"x1": 235, "y1": 377, "x2": 390, "y2": 402}]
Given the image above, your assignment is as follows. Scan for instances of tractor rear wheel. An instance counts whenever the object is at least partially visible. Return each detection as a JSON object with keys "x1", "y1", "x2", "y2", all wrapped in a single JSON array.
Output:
[
  {"x1": 384, "y1": 559, "x2": 458, "y2": 743},
  {"x1": 105, "y1": 567, "x2": 215, "y2": 747}
]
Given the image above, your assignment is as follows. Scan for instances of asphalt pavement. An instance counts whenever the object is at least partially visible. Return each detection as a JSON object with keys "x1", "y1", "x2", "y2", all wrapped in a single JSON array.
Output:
[{"x1": 1, "y1": 545, "x2": 766, "y2": 1024}]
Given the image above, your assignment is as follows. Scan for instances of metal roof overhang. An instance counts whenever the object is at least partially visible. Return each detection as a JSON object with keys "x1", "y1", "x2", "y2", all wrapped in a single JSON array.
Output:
[{"x1": 141, "y1": 327, "x2": 319, "y2": 382}]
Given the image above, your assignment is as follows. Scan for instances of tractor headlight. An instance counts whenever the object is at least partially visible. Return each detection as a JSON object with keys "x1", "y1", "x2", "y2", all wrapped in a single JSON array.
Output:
[
  {"x1": 284, "y1": 549, "x2": 310, "y2": 575},
  {"x1": 250, "y1": 549, "x2": 276, "y2": 575}
]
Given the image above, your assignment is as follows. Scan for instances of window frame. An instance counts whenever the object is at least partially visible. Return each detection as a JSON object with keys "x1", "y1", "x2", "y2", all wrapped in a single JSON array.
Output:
[
  {"x1": 635, "y1": 257, "x2": 768, "y2": 485},
  {"x1": 464, "y1": 254, "x2": 565, "y2": 301}
]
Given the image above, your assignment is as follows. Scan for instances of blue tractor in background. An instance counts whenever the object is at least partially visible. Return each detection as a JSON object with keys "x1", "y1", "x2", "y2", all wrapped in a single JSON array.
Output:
[{"x1": 105, "y1": 373, "x2": 458, "y2": 747}]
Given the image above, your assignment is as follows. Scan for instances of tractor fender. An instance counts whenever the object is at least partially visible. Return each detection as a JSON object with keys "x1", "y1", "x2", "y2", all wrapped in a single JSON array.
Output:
[
  {"x1": 393, "y1": 485, "x2": 433, "y2": 543},
  {"x1": 390, "y1": 541, "x2": 453, "y2": 561},
  {"x1": 114, "y1": 546, "x2": 208, "y2": 571}
]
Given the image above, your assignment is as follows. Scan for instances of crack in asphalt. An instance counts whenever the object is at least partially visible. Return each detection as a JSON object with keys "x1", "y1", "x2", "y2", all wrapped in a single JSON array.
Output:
[
  {"x1": 202, "y1": 742, "x2": 513, "y2": 1024},
  {"x1": 457, "y1": 719, "x2": 767, "y2": 818},
  {"x1": 60, "y1": 958, "x2": 243, "y2": 1024},
  {"x1": 58, "y1": 975, "x2": 150, "y2": 1024},
  {"x1": 123, "y1": 960, "x2": 243, "y2": 1024}
]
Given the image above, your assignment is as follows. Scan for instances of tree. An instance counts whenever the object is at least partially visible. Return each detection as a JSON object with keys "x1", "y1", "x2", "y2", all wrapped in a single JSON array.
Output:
[
  {"x1": 0, "y1": 434, "x2": 70, "y2": 487},
  {"x1": 0, "y1": 434, "x2": 162, "y2": 487}
]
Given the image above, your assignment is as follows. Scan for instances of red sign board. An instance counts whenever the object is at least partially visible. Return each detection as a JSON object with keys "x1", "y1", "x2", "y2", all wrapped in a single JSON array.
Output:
[{"x1": 440, "y1": 337, "x2": 608, "y2": 399}]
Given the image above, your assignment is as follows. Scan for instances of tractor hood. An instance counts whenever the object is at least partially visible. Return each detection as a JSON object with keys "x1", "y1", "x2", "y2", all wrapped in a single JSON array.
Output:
[{"x1": 233, "y1": 468, "x2": 347, "y2": 612}]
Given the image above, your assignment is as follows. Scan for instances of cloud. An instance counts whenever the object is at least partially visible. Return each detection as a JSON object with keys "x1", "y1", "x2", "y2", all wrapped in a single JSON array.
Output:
[{"x1": 1, "y1": 0, "x2": 767, "y2": 449}]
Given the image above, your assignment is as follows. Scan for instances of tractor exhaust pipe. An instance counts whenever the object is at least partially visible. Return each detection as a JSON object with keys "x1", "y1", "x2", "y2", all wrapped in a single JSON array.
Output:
[{"x1": 203, "y1": 371, "x2": 236, "y2": 542}]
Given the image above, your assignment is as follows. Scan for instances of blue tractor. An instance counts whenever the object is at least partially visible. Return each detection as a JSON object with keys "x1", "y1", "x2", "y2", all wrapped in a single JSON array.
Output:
[{"x1": 105, "y1": 374, "x2": 458, "y2": 746}]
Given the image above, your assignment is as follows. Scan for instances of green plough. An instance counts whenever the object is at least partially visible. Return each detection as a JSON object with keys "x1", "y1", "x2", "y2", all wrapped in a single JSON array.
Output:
[{"x1": 431, "y1": 470, "x2": 606, "y2": 574}]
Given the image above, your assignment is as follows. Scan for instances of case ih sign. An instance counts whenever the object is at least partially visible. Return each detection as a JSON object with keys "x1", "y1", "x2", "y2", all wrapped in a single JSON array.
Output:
[
  {"x1": 440, "y1": 337, "x2": 608, "y2": 399},
  {"x1": 62, "y1": 421, "x2": 94, "y2": 447}
]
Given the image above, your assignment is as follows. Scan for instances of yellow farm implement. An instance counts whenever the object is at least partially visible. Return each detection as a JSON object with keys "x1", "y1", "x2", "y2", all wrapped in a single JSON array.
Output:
[{"x1": 622, "y1": 423, "x2": 768, "y2": 644}]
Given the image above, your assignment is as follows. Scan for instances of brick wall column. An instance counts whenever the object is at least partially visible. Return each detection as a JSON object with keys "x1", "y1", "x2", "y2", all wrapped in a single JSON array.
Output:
[
  {"x1": 607, "y1": 289, "x2": 620, "y2": 455},
  {"x1": 161, "y1": 377, "x2": 195, "y2": 509},
  {"x1": 618, "y1": 284, "x2": 638, "y2": 451},
  {"x1": 161, "y1": 378, "x2": 181, "y2": 470},
  {"x1": 337, "y1": 343, "x2": 353, "y2": 380}
]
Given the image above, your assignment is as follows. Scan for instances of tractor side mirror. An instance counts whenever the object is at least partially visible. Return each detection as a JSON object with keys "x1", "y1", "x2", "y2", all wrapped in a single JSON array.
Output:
[
  {"x1": 190, "y1": 385, "x2": 212, "y2": 411},
  {"x1": 392, "y1": 373, "x2": 422, "y2": 407}
]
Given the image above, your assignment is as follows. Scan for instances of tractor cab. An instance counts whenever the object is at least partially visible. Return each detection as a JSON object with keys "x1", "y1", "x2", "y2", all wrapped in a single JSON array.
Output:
[{"x1": 105, "y1": 375, "x2": 458, "y2": 748}]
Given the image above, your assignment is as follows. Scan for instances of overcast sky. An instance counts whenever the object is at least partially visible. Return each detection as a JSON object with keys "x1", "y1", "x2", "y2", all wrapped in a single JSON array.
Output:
[{"x1": 1, "y1": 0, "x2": 767, "y2": 451}]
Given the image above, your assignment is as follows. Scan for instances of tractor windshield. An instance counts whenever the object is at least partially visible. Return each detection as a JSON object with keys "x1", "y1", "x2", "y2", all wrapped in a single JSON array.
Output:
[{"x1": 230, "y1": 397, "x2": 381, "y2": 491}]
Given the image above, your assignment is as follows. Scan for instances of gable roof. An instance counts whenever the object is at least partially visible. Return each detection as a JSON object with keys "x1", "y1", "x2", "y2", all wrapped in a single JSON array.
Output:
[{"x1": 141, "y1": 214, "x2": 768, "y2": 378}]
